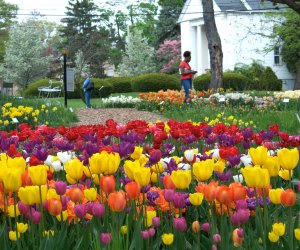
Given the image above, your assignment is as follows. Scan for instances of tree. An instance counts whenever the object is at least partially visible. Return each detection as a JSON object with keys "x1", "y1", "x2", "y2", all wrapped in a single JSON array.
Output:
[
  {"x1": 117, "y1": 29, "x2": 156, "y2": 76},
  {"x1": 271, "y1": 9, "x2": 300, "y2": 89},
  {"x1": 264, "y1": 0, "x2": 300, "y2": 14},
  {"x1": 0, "y1": 0, "x2": 18, "y2": 62},
  {"x1": 155, "y1": 0, "x2": 185, "y2": 48},
  {"x1": 0, "y1": 19, "x2": 54, "y2": 91},
  {"x1": 156, "y1": 39, "x2": 181, "y2": 74},
  {"x1": 202, "y1": 0, "x2": 223, "y2": 89}
]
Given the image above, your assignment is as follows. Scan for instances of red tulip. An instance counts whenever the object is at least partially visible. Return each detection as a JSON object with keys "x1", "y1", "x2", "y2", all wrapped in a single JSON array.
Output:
[
  {"x1": 100, "y1": 175, "x2": 116, "y2": 193},
  {"x1": 280, "y1": 188, "x2": 296, "y2": 206},
  {"x1": 124, "y1": 181, "x2": 140, "y2": 200},
  {"x1": 163, "y1": 175, "x2": 176, "y2": 189}
]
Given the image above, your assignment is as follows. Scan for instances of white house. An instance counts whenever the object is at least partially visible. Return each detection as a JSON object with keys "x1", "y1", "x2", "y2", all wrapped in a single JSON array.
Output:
[{"x1": 178, "y1": 0, "x2": 296, "y2": 90}]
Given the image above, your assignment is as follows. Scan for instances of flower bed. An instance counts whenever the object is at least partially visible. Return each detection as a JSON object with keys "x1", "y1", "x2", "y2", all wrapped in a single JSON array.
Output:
[{"x1": 0, "y1": 119, "x2": 299, "y2": 249}]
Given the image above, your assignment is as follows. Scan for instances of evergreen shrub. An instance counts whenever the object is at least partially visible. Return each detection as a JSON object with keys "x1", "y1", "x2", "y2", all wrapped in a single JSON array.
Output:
[
  {"x1": 259, "y1": 67, "x2": 282, "y2": 91},
  {"x1": 131, "y1": 73, "x2": 180, "y2": 92},
  {"x1": 105, "y1": 77, "x2": 133, "y2": 93},
  {"x1": 24, "y1": 79, "x2": 61, "y2": 98}
]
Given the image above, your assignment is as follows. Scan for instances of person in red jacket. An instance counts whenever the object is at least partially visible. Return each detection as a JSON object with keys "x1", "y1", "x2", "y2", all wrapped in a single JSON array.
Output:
[{"x1": 179, "y1": 51, "x2": 197, "y2": 105}]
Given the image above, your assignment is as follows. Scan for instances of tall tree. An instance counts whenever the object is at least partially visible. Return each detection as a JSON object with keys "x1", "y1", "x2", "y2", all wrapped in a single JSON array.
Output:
[
  {"x1": 117, "y1": 29, "x2": 156, "y2": 76},
  {"x1": 202, "y1": 0, "x2": 223, "y2": 89},
  {"x1": 0, "y1": 0, "x2": 18, "y2": 62},
  {"x1": 155, "y1": 0, "x2": 185, "y2": 48},
  {"x1": 0, "y1": 20, "x2": 54, "y2": 91},
  {"x1": 271, "y1": 9, "x2": 300, "y2": 89}
]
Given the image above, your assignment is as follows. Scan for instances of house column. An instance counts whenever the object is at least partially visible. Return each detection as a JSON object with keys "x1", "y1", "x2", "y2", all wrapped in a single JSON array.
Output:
[{"x1": 196, "y1": 25, "x2": 202, "y2": 75}]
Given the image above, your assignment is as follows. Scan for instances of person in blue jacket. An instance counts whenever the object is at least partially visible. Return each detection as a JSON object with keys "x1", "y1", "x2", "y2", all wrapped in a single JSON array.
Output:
[{"x1": 82, "y1": 72, "x2": 92, "y2": 108}]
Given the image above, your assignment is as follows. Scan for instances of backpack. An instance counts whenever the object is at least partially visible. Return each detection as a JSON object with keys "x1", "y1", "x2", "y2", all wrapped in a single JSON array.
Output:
[{"x1": 86, "y1": 80, "x2": 94, "y2": 91}]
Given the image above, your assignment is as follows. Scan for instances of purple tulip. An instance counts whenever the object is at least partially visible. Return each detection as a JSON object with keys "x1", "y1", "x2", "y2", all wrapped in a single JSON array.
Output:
[
  {"x1": 148, "y1": 228, "x2": 155, "y2": 237},
  {"x1": 141, "y1": 230, "x2": 150, "y2": 239},
  {"x1": 237, "y1": 228, "x2": 244, "y2": 238},
  {"x1": 173, "y1": 217, "x2": 187, "y2": 232},
  {"x1": 17, "y1": 201, "x2": 30, "y2": 215},
  {"x1": 172, "y1": 192, "x2": 186, "y2": 209},
  {"x1": 235, "y1": 200, "x2": 248, "y2": 210},
  {"x1": 201, "y1": 222, "x2": 210, "y2": 232},
  {"x1": 32, "y1": 211, "x2": 42, "y2": 224},
  {"x1": 92, "y1": 203, "x2": 105, "y2": 218},
  {"x1": 100, "y1": 233, "x2": 112, "y2": 245},
  {"x1": 213, "y1": 234, "x2": 222, "y2": 244},
  {"x1": 163, "y1": 189, "x2": 175, "y2": 202},
  {"x1": 55, "y1": 181, "x2": 67, "y2": 195},
  {"x1": 74, "y1": 204, "x2": 86, "y2": 219},
  {"x1": 152, "y1": 217, "x2": 160, "y2": 227}
]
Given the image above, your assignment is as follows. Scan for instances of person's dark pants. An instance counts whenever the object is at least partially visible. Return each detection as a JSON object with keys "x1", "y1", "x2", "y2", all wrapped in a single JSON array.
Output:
[
  {"x1": 84, "y1": 90, "x2": 92, "y2": 108},
  {"x1": 181, "y1": 78, "x2": 192, "y2": 104}
]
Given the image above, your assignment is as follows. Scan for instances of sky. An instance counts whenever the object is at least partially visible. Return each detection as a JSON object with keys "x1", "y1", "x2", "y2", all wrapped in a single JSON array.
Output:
[{"x1": 6, "y1": 0, "x2": 142, "y2": 23}]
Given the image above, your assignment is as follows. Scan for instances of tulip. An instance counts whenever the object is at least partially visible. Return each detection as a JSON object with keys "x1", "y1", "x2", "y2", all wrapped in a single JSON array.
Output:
[
  {"x1": 163, "y1": 189, "x2": 175, "y2": 202},
  {"x1": 55, "y1": 181, "x2": 67, "y2": 195},
  {"x1": 173, "y1": 217, "x2": 187, "y2": 232},
  {"x1": 83, "y1": 188, "x2": 97, "y2": 202},
  {"x1": 69, "y1": 187, "x2": 83, "y2": 203},
  {"x1": 120, "y1": 225, "x2": 128, "y2": 235},
  {"x1": 269, "y1": 188, "x2": 283, "y2": 204},
  {"x1": 9, "y1": 231, "x2": 20, "y2": 241},
  {"x1": 163, "y1": 175, "x2": 176, "y2": 189},
  {"x1": 279, "y1": 169, "x2": 293, "y2": 180},
  {"x1": 92, "y1": 203, "x2": 105, "y2": 218},
  {"x1": 189, "y1": 193, "x2": 204, "y2": 206},
  {"x1": 100, "y1": 175, "x2": 116, "y2": 193},
  {"x1": 43, "y1": 230, "x2": 55, "y2": 237},
  {"x1": 152, "y1": 217, "x2": 160, "y2": 227},
  {"x1": 161, "y1": 233, "x2": 174, "y2": 245},
  {"x1": 184, "y1": 149, "x2": 197, "y2": 163},
  {"x1": 56, "y1": 210, "x2": 68, "y2": 222},
  {"x1": 216, "y1": 185, "x2": 233, "y2": 205},
  {"x1": 280, "y1": 188, "x2": 296, "y2": 206},
  {"x1": 249, "y1": 146, "x2": 268, "y2": 166},
  {"x1": 277, "y1": 147, "x2": 299, "y2": 170},
  {"x1": 141, "y1": 230, "x2": 150, "y2": 239},
  {"x1": 229, "y1": 182, "x2": 246, "y2": 201},
  {"x1": 124, "y1": 160, "x2": 142, "y2": 180},
  {"x1": 8, "y1": 204, "x2": 20, "y2": 218},
  {"x1": 130, "y1": 146, "x2": 143, "y2": 160},
  {"x1": 201, "y1": 222, "x2": 211, "y2": 232},
  {"x1": 65, "y1": 158, "x2": 84, "y2": 182},
  {"x1": 262, "y1": 156, "x2": 280, "y2": 177},
  {"x1": 193, "y1": 159, "x2": 214, "y2": 181},
  {"x1": 268, "y1": 231, "x2": 279, "y2": 242},
  {"x1": 172, "y1": 192, "x2": 186, "y2": 209},
  {"x1": 294, "y1": 228, "x2": 300, "y2": 240},
  {"x1": 48, "y1": 198, "x2": 62, "y2": 216},
  {"x1": 192, "y1": 221, "x2": 200, "y2": 234},
  {"x1": 28, "y1": 165, "x2": 47, "y2": 186},
  {"x1": 204, "y1": 181, "x2": 218, "y2": 201},
  {"x1": 89, "y1": 152, "x2": 120, "y2": 175},
  {"x1": 46, "y1": 188, "x2": 60, "y2": 200},
  {"x1": 170, "y1": 170, "x2": 191, "y2": 189},
  {"x1": 232, "y1": 228, "x2": 243, "y2": 247},
  {"x1": 133, "y1": 167, "x2": 151, "y2": 186},
  {"x1": 148, "y1": 228, "x2": 155, "y2": 237},
  {"x1": 21, "y1": 170, "x2": 32, "y2": 186},
  {"x1": 213, "y1": 234, "x2": 222, "y2": 244},
  {"x1": 241, "y1": 166, "x2": 270, "y2": 188},
  {"x1": 18, "y1": 186, "x2": 40, "y2": 205},
  {"x1": 17, "y1": 223, "x2": 28, "y2": 234},
  {"x1": 32, "y1": 210, "x2": 42, "y2": 224},
  {"x1": 272, "y1": 223, "x2": 285, "y2": 236},
  {"x1": 108, "y1": 191, "x2": 126, "y2": 212},
  {"x1": 18, "y1": 201, "x2": 30, "y2": 215},
  {"x1": 214, "y1": 159, "x2": 225, "y2": 173},
  {"x1": 3, "y1": 168, "x2": 23, "y2": 192},
  {"x1": 125, "y1": 181, "x2": 140, "y2": 200},
  {"x1": 74, "y1": 204, "x2": 86, "y2": 219},
  {"x1": 100, "y1": 233, "x2": 112, "y2": 245}
]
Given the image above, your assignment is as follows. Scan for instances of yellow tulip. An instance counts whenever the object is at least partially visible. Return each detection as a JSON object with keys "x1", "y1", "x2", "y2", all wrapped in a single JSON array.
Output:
[
  {"x1": 83, "y1": 188, "x2": 97, "y2": 201},
  {"x1": 18, "y1": 186, "x2": 39, "y2": 205},
  {"x1": 139, "y1": 154, "x2": 149, "y2": 166},
  {"x1": 89, "y1": 152, "x2": 120, "y2": 175},
  {"x1": 46, "y1": 188, "x2": 60, "y2": 200},
  {"x1": 294, "y1": 228, "x2": 300, "y2": 240},
  {"x1": 146, "y1": 210, "x2": 156, "y2": 227},
  {"x1": 272, "y1": 223, "x2": 285, "y2": 236},
  {"x1": 151, "y1": 172, "x2": 158, "y2": 183},
  {"x1": 130, "y1": 146, "x2": 143, "y2": 160},
  {"x1": 279, "y1": 169, "x2": 293, "y2": 181},
  {"x1": 193, "y1": 159, "x2": 214, "y2": 181},
  {"x1": 269, "y1": 188, "x2": 283, "y2": 205},
  {"x1": 189, "y1": 193, "x2": 204, "y2": 206},
  {"x1": 262, "y1": 156, "x2": 280, "y2": 177},
  {"x1": 83, "y1": 166, "x2": 92, "y2": 178},
  {"x1": 8, "y1": 204, "x2": 20, "y2": 217},
  {"x1": 241, "y1": 166, "x2": 270, "y2": 188},
  {"x1": 133, "y1": 167, "x2": 151, "y2": 186},
  {"x1": 17, "y1": 223, "x2": 28, "y2": 233},
  {"x1": 92, "y1": 174, "x2": 100, "y2": 185},
  {"x1": 105, "y1": 152, "x2": 120, "y2": 174},
  {"x1": 277, "y1": 148, "x2": 299, "y2": 170},
  {"x1": 162, "y1": 233, "x2": 174, "y2": 245},
  {"x1": 151, "y1": 162, "x2": 163, "y2": 173},
  {"x1": 268, "y1": 231, "x2": 279, "y2": 243},
  {"x1": 249, "y1": 146, "x2": 268, "y2": 166},
  {"x1": 43, "y1": 230, "x2": 55, "y2": 237},
  {"x1": 171, "y1": 170, "x2": 191, "y2": 189},
  {"x1": 65, "y1": 158, "x2": 84, "y2": 181},
  {"x1": 214, "y1": 159, "x2": 225, "y2": 173},
  {"x1": 7, "y1": 156, "x2": 26, "y2": 171},
  {"x1": 56, "y1": 210, "x2": 68, "y2": 222},
  {"x1": 120, "y1": 225, "x2": 128, "y2": 235},
  {"x1": 9, "y1": 231, "x2": 20, "y2": 241},
  {"x1": 124, "y1": 160, "x2": 141, "y2": 180},
  {"x1": 2, "y1": 168, "x2": 23, "y2": 192},
  {"x1": 66, "y1": 174, "x2": 77, "y2": 184},
  {"x1": 0, "y1": 153, "x2": 8, "y2": 182},
  {"x1": 28, "y1": 165, "x2": 48, "y2": 186}
]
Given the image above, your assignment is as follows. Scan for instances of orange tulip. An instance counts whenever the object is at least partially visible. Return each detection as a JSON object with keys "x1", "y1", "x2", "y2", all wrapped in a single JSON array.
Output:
[
  {"x1": 216, "y1": 185, "x2": 233, "y2": 205},
  {"x1": 163, "y1": 175, "x2": 176, "y2": 189},
  {"x1": 48, "y1": 198, "x2": 62, "y2": 216},
  {"x1": 108, "y1": 191, "x2": 126, "y2": 212},
  {"x1": 125, "y1": 181, "x2": 140, "y2": 200},
  {"x1": 100, "y1": 175, "x2": 116, "y2": 194},
  {"x1": 232, "y1": 228, "x2": 243, "y2": 247},
  {"x1": 229, "y1": 182, "x2": 246, "y2": 201},
  {"x1": 280, "y1": 188, "x2": 296, "y2": 206},
  {"x1": 204, "y1": 181, "x2": 218, "y2": 202},
  {"x1": 21, "y1": 170, "x2": 32, "y2": 186},
  {"x1": 68, "y1": 187, "x2": 83, "y2": 203}
]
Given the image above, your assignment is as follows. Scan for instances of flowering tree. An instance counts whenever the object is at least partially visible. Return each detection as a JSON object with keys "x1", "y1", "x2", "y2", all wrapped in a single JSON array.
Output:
[
  {"x1": 116, "y1": 29, "x2": 156, "y2": 76},
  {"x1": 156, "y1": 39, "x2": 181, "y2": 74}
]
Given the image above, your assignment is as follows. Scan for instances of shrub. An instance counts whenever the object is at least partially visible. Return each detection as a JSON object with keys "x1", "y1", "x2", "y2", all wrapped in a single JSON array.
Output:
[
  {"x1": 193, "y1": 74, "x2": 210, "y2": 91},
  {"x1": 259, "y1": 67, "x2": 282, "y2": 91},
  {"x1": 131, "y1": 73, "x2": 180, "y2": 92},
  {"x1": 24, "y1": 79, "x2": 62, "y2": 98},
  {"x1": 105, "y1": 77, "x2": 133, "y2": 93},
  {"x1": 92, "y1": 78, "x2": 113, "y2": 98}
]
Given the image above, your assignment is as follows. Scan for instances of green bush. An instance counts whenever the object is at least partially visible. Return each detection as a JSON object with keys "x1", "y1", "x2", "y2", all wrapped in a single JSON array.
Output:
[
  {"x1": 131, "y1": 73, "x2": 180, "y2": 92},
  {"x1": 24, "y1": 79, "x2": 56, "y2": 98},
  {"x1": 259, "y1": 67, "x2": 282, "y2": 91},
  {"x1": 193, "y1": 72, "x2": 250, "y2": 91},
  {"x1": 105, "y1": 77, "x2": 133, "y2": 93},
  {"x1": 91, "y1": 78, "x2": 113, "y2": 98}
]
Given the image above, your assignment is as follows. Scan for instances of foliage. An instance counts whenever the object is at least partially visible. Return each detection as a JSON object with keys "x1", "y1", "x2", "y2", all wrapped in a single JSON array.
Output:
[
  {"x1": 156, "y1": 39, "x2": 181, "y2": 74},
  {"x1": 131, "y1": 73, "x2": 180, "y2": 92},
  {"x1": 0, "y1": 0, "x2": 18, "y2": 62},
  {"x1": 193, "y1": 73, "x2": 211, "y2": 91},
  {"x1": 0, "y1": 19, "x2": 54, "y2": 91},
  {"x1": 23, "y1": 79, "x2": 61, "y2": 98},
  {"x1": 260, "y1": 66, "x2": 282, "y2": 91},
  {"x1": 105, "y1": 77, "x2": 133, "y2": 93},
  {"x1": 116, "y1": 29, "x2": 157, "y2": 76}
]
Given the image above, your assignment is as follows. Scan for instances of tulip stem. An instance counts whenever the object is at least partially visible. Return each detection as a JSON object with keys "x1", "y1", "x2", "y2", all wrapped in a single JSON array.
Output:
[
  {"x1": 13, "y1": 193, "x2": 21, "y2": 250},
  {"x1": 289, "y1": 206, "x2": 294, "y2": 250},
  {"x1": 39, "y1": 186, "x2": 45, "y2": 233}
]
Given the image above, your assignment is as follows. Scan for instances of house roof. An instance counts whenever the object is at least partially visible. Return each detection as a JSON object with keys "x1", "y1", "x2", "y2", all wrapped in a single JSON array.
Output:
[{"x1": 215, "y1": 0, "x2": 274, "y2": 11}]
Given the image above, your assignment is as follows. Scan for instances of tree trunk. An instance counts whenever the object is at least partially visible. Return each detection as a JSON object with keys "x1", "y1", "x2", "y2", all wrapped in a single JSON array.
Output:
[
  {"x1": 202, "y1": 0, "x2": 223, "y2": 89},
  {"x1": 293, "y1": 63, "x2": 300, "y2": 90}
]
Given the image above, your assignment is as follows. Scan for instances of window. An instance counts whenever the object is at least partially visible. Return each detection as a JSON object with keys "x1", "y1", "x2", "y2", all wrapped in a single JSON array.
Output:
[{"x1": 274, "y1": 47, "x2": 280, "y2": 65}]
